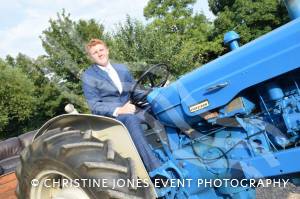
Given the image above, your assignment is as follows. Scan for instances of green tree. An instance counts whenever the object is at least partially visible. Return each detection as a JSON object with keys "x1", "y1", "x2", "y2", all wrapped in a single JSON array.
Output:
[
  {"x1": 110, "y1": 16, "x2": 181, "y2": 66},
  {"x1": 144, "y1": 0, "x2": 197, "y2": 34},
  {"x1": 144, "y1": 0, "x2": 196, "y2": 18},
  {"x1": 108, "y1": 0, "x2": 214, "y2": 77},
  {"x1": 110, "y1": 16, "x2": 187, "y2": 77},
  {"x1": 109, "y1": 17, "x2": 147, "y2": 63},
  {"x1": 0, "y1": 61, "x2": 37, "y2": 138},
  {"x1": 40, "y1": 10, "x2": 105, "y2": 93},
  {"x1": 209, "y1": 0, "x2": 235, "y2": 15},
  {"x1": 142, "y1": 0, "x2": 216, "y2": 75},
  {"x1": 11, "y1": 54, "x2": 71, "y2": 129},
  {"x1": 209, "y1": 0, "x2": 289, "y2": 45}
]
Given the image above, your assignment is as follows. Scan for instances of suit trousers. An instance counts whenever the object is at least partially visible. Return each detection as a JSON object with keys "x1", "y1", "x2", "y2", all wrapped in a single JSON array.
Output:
[{"x1": 116, "y1": 114, "x2": 161, "y2": 172}]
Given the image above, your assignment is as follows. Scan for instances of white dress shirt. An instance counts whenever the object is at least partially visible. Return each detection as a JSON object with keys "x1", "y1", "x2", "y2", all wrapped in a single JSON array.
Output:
[
  {"x1": 97, "y1": 62, "x2": 123, "y2": 117},
  {"x1": 98, "y1": 62, "x2": 123, "y2": 94}
]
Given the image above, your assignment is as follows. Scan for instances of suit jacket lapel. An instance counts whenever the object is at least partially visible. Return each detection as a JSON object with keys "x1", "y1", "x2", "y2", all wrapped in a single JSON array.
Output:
[{"x1": 92, "y1": 64, "x2": 119, "y2": 92}]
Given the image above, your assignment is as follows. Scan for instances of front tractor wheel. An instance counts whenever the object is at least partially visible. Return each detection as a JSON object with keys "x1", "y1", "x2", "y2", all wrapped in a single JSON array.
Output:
[{"x1": 16, "y1": 129, "x2": 150, "y2": 199}]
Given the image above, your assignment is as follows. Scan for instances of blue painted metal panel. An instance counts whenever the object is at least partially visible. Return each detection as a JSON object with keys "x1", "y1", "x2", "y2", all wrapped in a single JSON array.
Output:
[
  {"x1": 235, "y1": 147, "x2": 300, "y2": 179},
  {"x1": 171, "y1": 18, "x2": 300, "y2": 117}
]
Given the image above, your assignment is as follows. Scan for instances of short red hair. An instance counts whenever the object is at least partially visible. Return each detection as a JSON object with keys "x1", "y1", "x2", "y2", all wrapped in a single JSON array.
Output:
[{"x1": 85, "y1": 39, "x2": 108, "y2": 53}]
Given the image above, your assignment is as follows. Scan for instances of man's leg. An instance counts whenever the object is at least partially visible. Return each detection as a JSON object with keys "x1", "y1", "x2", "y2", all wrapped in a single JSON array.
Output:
[{"x1": 116, "y1": 114, "x2": 161, "y2": 171}]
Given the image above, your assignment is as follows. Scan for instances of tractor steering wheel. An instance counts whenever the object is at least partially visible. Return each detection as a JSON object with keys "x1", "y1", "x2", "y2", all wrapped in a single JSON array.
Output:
[{"x1": 130, "y1": 63, "x2": 170, "y2": 107}]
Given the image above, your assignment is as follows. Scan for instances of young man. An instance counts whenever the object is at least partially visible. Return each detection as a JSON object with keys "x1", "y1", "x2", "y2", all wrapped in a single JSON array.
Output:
[{"x1": 81, "y1": 39, "x2": 161, "y2": 171}]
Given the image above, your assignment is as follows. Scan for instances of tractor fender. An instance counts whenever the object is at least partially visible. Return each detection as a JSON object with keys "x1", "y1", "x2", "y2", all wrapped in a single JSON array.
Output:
[{"x1": 33, "y1": 114, "x2": 154, "y2": 190}]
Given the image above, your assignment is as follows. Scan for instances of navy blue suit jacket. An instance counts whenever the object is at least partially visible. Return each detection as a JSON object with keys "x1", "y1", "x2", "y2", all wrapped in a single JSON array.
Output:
[{"x1": 81, "y1": 63, "x2": 135, "y2": 117}]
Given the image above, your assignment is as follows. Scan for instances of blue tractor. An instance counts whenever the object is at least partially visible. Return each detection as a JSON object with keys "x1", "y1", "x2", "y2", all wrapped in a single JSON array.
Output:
[{"x1": 17, "y1": 0, "x2": 300, "y2": 198}]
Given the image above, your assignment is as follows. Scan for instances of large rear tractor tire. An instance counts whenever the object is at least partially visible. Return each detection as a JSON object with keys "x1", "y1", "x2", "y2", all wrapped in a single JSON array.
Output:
[{"x1": 16, "y1": 129, "x2": 151, "y2": 199}]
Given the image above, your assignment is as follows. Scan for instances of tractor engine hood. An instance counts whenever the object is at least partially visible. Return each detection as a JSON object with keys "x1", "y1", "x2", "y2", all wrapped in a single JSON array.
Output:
[{"x1": 148, "y1": 17, "x2": 300, "y2": 127}]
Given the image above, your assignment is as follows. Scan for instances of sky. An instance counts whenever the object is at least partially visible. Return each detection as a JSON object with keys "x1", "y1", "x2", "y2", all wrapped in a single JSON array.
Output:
[{"x1": 0, "y1": 0, "x2": 214, "y2": 59}]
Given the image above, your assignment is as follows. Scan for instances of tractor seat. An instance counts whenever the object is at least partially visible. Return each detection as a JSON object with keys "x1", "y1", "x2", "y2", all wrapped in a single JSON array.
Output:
[{"x1": 0, "y1": 130, "x2": 36, "y2": 175}]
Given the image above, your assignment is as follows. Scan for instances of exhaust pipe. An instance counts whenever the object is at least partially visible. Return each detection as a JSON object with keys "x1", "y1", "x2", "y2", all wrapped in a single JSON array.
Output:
[{"x1": 224, "y1": 31, "x2": 240, "y2": 51}]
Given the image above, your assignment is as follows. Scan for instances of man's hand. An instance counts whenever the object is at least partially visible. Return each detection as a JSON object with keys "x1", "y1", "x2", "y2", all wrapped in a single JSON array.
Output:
[{"x1": 117, "y1": 101, "x2": 136, "y2": 115}]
